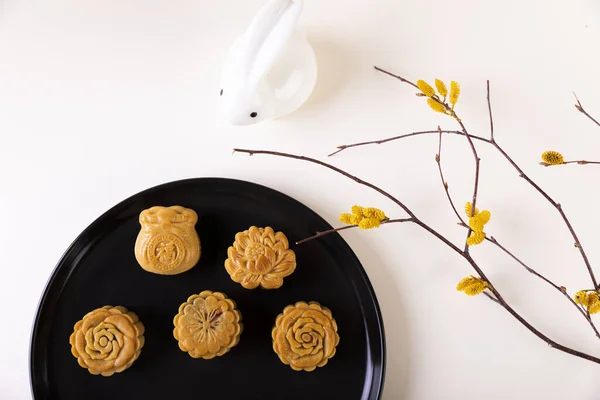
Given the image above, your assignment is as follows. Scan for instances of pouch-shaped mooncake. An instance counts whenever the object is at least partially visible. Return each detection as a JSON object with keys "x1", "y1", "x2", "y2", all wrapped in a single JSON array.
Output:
[{"x1": 134, "y1": 205, "x2": 201, "y2": 275}]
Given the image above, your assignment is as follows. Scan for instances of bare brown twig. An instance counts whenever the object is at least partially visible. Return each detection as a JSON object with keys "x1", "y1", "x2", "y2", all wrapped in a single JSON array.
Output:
[
  {"x1": 540, "y1": 160, "x2": 600, "y2": 167},
  {"x1": 486, "y1": 236, "x2": 600, "y2": 339},
  {"x1": 493, "y1": 142, "x2": 599, "y2": 290},
  {"x1": 574, "y1": 93, "x2": 600, "y2": 129},
  {"x1": 487, "y1": 80, "x2": 495, "y2": 142},
  {"x1": 435, "y1": 126, "x2": 466, "y2": 225},
  {"x1": 295, "y1": 218, "x2": 413, "y2": 245},
  {"x1": 563, "y1": 160, "x2": 600, "y2": 165},
  {"x1": 535, "y1": 95, "x2": 600, "y2": 169},
  {"x1": 374, "y1": 66, "x2": 418, "y2": 89},
  {"x1": 454, "y1": 116, "x2": 481, "y2": 251},
  {"x1": 483, "y1": 291, "x2": 501, "y2": 305},
  {"x1": 234, "y1": 147, "x2": 600, "y2": 365},
  {"x1": 329, "y1": 129, "x2": 475, "y2": 157}
]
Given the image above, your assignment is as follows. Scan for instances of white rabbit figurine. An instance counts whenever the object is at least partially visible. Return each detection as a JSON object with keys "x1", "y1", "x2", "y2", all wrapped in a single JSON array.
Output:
[{"x1": 218, "y1": 0, "x2": 317, "y2": 125}]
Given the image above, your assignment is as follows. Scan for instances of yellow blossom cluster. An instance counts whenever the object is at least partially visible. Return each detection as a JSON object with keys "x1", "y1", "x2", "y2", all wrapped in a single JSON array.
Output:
[
  {"x1": 416, "y1": 79, "x2": 460, "y2": 114},
  {"x1": 541, "y1": 150, "x2": 564, "y2": 165},
  {"x1": 465, "y1": 202, "x2": 491, "y2": 246},
  {"x1": 339, "y1": 206, "x2": 387, "y2": 230},
  {"x1": 456, "y1": 275, "x2": 489, "y2": 296},
  {"x1": 574, "y1": 290, "x2": 600, "y2": 314}
]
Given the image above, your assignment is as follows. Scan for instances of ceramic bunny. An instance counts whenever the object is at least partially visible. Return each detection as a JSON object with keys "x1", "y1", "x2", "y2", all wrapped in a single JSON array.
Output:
[{"x1": 218, "y1": 0, "x2": 317, "y2": 125}]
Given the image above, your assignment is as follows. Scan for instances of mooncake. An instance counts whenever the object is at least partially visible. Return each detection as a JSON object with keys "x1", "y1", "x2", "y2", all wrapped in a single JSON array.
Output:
[
  {"x1": 134, "y1": 205, "x2": 201, "y2": 275},
  {"x1": 224, "y1": 226, "x2": 296, "y2": 289},
  {"x1": 69, "y1": 305, "x2": 145, "y2": 376},
  {"x1": 272, "y1": 301, "x2": 339, "y2": 372},
  {"x1": 173, "y1": 291, "x2": 243, "y2": 359}
]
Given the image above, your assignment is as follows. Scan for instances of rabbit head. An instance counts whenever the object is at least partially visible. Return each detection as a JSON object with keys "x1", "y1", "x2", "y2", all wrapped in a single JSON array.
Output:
[{"x1": 218, "y1": 0, "x2": 313, "y2": 125}]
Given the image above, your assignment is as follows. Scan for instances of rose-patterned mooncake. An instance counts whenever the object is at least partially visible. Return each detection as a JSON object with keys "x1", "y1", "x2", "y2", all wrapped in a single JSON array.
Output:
[
  {"x1": 69, "y1": 305, "x2": 145, "y2": 376},
  {"x1": 272, "y1": 301, "x2": 340, "y2": 372}
]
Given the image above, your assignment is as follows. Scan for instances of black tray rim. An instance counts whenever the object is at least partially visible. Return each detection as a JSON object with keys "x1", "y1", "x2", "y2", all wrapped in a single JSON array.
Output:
[{"x1": 28, "y1": 177, "x2": 387, "y2": 399}]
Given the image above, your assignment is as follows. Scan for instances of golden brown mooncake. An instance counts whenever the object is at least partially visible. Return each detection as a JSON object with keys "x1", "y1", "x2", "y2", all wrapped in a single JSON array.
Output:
[
  {"x1": 173, "y1": 291, "x2": 243, "y2": 359},
  {"x1": 69, "y1": 305, "x2": 145, "y2": 377},
  {"x1": 134, "y1": 205, "x2": 201, "y2": 275},
  {"x1": 224, "y1": 226, "x2": 296, "y2": 289},
  {"x1": 272, "y1": 301, "x2": 340, "y2": 372}
]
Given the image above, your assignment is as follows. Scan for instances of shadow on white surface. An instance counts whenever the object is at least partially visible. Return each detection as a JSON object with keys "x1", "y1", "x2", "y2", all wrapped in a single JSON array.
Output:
[
  {"x1": 349, "y1": 237, "x2": 411, "y2": 400},
  {"x1": 301, "y1": 40, "x2": 357, "y2": 109}
]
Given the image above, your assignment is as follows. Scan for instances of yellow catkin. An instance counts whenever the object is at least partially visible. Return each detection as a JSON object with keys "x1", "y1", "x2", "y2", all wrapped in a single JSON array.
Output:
[
  {"x1": 339, "y1": 213, "x2": 354, "y2": 225},
  {"x1": 464, "y1": 281, "x2": 488, "y2": 296},
  {"x1": 449, "y1": 81, "x2": 460, "y2": 106},
  {"x1": 466, "y1": 231, "x2": 486, "y2": 246},
  {"x1": 456, "y1": 276, "x2": 488, "y2": 296},
  {"x1": 469, "y1": 217, "x2": 485, "y2": 233},
  {"x1": 464, "y1": 202, "x2": 479, "y2": 217},
  {"x1": 575, "y1": 290, "x2": 600, "y2": 314},
  {"x1": 477, "y1": 210, "x2": 491, "y2": 225},
  {"x1": 588, "y1": 293, "x2": 600, "y2": 314},
  {"x1": 351, "y1": 205, "x2": 364, "y2": 216},
  {"x1": 417, "y1": 80, "x2": 436, "y2": 97},
  {"x1": 435, "y1": 79, "x2": 448, "y2": 97},
  {"x1": 350, "y1": 214, "x2": 362, "y2": 225},
  {"x1": 358, "y1": 218, "x2": 381, "y2": 230},
  {"x1": 575, "y1": 290, "x2": 589, "y2": 306},
  {"x1": 427, "y1": 98, "x2": 447, "y2": 114},
  {"x1": 469, "y1": 210, "x2": 491, "y2": 232},
  {"x1": 341, "y1": 206, "x2": 387, "y2": 227},
  {"x1": 456, "y1": 276, "x2": 474, "y2": 291},
  {"x1": 541, "y1": 151, "x2": 564, "y2": 165},
  {"x1": 362, "y1": 207, "x2": 387, "y2": 221}
]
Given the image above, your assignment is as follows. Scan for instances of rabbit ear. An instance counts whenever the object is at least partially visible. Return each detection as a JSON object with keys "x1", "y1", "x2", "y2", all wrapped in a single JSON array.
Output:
[{"x1": 241, "y1": 0, "x2": 303, "y2": 86}]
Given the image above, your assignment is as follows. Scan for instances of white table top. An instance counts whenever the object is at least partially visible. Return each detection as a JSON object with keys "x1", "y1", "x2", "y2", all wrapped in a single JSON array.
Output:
[{"x1": 2, "y1": 0, "x2": 600, "y2": 398}]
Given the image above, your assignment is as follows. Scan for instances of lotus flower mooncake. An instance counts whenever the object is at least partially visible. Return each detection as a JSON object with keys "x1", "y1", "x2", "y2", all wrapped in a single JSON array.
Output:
[{"x1": 224, "y1": 226, "x2": 296, "y2": 289}]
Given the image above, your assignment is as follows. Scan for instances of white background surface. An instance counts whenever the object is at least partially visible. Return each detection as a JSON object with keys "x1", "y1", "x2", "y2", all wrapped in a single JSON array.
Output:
[{"x1": 2, "y1": 0, "x2": 600, "y2": 398}]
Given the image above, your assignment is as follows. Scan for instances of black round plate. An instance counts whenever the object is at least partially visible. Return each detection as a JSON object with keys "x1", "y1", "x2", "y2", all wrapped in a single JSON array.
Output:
[{"x1": 30, "y1": 178, "x2": 386, "y2": 400}]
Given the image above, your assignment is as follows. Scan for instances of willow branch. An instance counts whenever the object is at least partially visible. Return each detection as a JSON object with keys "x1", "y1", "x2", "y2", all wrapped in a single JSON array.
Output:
[
  {"x1": 491, "y1": 143, "x2": 598, "y2": 289},
  {"x1": 330, "y1": 130, "x2": 488, "y2": 157},
  {"x1": 460, "y1": 120, "x2": 481, "y2": 253},
  {"x1": 295, "y1": 218, "x2": 414, "y2": 245},
  {"x1": 487, "y1": 80, "x2": 495, "y2": 142},
  {"x1": 373, "y1": 66, "x2": 481, "y2": 253},
  {"x1": 436, "y1": 126, "x2": 466, "y2": 225},
  {"x1": 233, "y1": 150, "x2": 415, "y2": 219},
  {"x1": 562, "y1": 160, "x2": 600, "y2": 165},
  {"x1": 234, "y1": 147, "x2": 600, "y2": 365},
  {"x1": 296, "y1": 225, "x2": 355, "y2": 245},
  {"x1": 486, "y1": 237, "x2": 558, "y2": 288},
  {"x1": 329, "y1": 81, "x2": 599, "y2": 290},
  {"x1": 483, "y1": 291, "x2": 501, "y2": 305},
  {"x1": 487, "y1": 235, "x2": 600, "y2": 339},
  {"x1": 374, "y1": 66, "x2": 418, "y2": 89},
  {"x1": 574, "y1": 93, "x2": 600, "y2": 129},
  {"x1": 441, "y1": 89, "x2": 600, "y2": 338},
  {"x1": 540, "y1": 160, "x2": 600, "y2": 167},
  {"x1": 234, "y1": 149, "x2": 462, "y2": 256}
]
